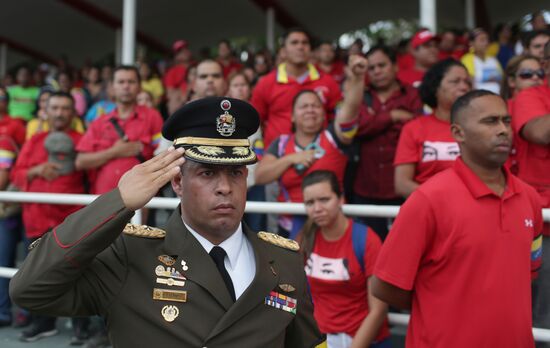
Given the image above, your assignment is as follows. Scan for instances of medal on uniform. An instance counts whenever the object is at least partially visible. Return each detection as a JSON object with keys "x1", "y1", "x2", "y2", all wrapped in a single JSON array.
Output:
[
  {"x1": 155, "y1": 265, "x2": 186, "y2": 280},
  {"x1": 161, "y1": 305, "x2": 179, "y2": 322},
  {"x1": 156, "y1": 278, "x2": 185, "y2": 287},
  {"x1": 181, "y1": 260, "x2": 189, "y2": 271},
  {"x1": 158, "y1": 255, "x2": 176, "y2": 266},
  {"x1": 265, "y1": 291, "x2": 297, "y2": 315}
]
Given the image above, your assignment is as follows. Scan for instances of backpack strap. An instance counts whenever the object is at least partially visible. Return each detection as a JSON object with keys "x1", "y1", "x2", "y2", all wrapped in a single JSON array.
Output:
[{"x1": 351, "y1": 220, "x2": 368, "y2": 274}]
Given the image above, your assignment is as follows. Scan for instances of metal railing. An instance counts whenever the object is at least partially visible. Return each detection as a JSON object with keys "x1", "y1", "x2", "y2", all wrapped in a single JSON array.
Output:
[{"x1": 0, "y1": 191, "x2": 549, "y2": 341}]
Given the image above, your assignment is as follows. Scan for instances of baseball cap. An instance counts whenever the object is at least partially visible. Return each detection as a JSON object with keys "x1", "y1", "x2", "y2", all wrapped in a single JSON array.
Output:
[
  {"x1": 411, "y1": 30, "x2": 439, "y2": 49},
  {"x1": 172, "y1": 40, "x2": 189, "y2": 53}
]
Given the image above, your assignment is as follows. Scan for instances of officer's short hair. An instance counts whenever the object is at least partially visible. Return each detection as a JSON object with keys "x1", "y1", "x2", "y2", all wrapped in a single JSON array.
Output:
[{"x1": 450, "y1": 89, "x2": 498, "y2": 124}]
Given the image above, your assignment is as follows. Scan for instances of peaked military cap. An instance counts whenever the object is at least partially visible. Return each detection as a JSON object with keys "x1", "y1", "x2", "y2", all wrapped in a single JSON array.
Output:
[{"x1": 162, "y1": 97, "x2": 260, "y2": 165}]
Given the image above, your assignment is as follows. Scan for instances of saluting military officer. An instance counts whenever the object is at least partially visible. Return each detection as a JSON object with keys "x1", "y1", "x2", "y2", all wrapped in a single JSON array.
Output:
[{"x1": 10, "y1": 97, "x2": 325, "y2": 348}]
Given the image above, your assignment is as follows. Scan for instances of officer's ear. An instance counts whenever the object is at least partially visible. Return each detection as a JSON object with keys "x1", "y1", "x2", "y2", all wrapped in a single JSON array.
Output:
[{"x1": 171, "y1": 168, "x2": 184, "y2": 198}]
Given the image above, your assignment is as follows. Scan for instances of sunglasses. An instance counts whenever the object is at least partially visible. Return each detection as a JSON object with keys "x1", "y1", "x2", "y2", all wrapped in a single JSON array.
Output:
[{"x1": 517, "y1": 69, "x2": 545, "y2": 80}]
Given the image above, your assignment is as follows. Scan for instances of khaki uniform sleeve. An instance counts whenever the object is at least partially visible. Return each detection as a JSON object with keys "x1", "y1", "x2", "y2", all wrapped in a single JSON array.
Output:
[
  {"x1": 9, "y1": 189, "x2": 135, "y2": 317},
  {"x1": 284, "y1": 253, "x2": 325, "y2": 348}
]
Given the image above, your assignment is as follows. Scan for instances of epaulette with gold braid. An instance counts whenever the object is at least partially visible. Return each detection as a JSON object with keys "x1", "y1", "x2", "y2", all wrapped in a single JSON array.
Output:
[
  {"x1": 123, "y1": 224, "x2": 166, "y2": 239},
  {"x1": 257, "y1": 231, "x2": 299, "y2": 252}
]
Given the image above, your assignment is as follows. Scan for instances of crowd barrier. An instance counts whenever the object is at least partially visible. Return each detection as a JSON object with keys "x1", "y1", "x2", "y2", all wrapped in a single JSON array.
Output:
[{"x1": 0, "y1": 191, "x2": 549, "y2": 341}]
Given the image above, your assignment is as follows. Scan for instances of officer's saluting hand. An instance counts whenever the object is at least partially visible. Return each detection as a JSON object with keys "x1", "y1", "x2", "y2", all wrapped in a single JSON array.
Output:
[{"x1": 118, "y1": 146, "x2": 185, "y2": 211}]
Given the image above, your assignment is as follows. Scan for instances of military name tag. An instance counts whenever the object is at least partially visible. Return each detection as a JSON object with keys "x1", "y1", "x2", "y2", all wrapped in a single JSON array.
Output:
[
  {"x1": 265, "y1": 291, "x2": 297, "y2": 315},
  {"x1": 153, "y1": 288, "x2": 187, "y2": 303}
]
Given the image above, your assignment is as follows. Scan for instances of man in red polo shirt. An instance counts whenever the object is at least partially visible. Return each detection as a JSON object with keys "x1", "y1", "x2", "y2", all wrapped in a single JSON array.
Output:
[
  {"x1": 398, "y1": 30, "x2": 440, "y2": 88},
  {"x1": 372, "y1": 90, "x2": 543, "y2": 348},
  {"x1": 340, "y1": 45, "x2": 422, "y2": 240},
  {"x1": 251, "y1": 28, "x2": 342, "y2": 148},
  {"x1": 76, "y1": 65, "x2": 163, "y2": 194},
  {"x1": 315, "y1": 41, "x2": 346, "y2": 85},
  {"x1": 512, "y1": 41, "x2": 550, "y2": 339}
]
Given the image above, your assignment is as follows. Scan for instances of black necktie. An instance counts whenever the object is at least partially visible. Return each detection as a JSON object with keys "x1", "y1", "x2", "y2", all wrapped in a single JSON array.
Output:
[{"x1": 209, "y1": 246, "x2": 236, "y2": 302}]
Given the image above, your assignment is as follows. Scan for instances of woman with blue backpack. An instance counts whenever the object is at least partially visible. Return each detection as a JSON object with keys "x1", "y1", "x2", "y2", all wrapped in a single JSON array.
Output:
[{"x1": 298, "y1": 170, "x2": 391, "y2": 348}]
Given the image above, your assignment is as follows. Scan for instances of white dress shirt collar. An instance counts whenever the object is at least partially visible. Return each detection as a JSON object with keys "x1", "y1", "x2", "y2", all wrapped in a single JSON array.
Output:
[{"x1": 182, "y1": 219, "x2": 243, "y2": 269}]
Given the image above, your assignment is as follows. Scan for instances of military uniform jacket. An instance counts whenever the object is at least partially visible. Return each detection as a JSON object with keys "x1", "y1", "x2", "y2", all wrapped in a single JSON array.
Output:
[{"x1": 10, "y1": 189, "x2": 324, "y2": 348}]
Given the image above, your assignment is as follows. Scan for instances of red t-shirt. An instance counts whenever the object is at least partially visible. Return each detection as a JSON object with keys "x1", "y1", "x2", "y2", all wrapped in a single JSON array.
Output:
[
  {"x1": 397, "y1": 53, "x2": 415, "y2": 71},
  {"x1": 250, "y1": 64, "x2": 342, "y2": 148},
  {"x1": 267, "y1": 128, "x2": 348, "y2": 203},
  {"x1": 394, "y1": 114, "x2": 459, "y2": 184},
  {"x1": 512, "y1": 85, "x2": 550, "y2": 212},
  {"x1": 12, "y1": 131, "x2": 85, "y2": 238},
  {"x1": 315, "y1": 60, "x2": 346, "y2": 85},
  {"x1": 306, "y1": 219, "x2": 390, "y2": 341},
  {"x1": 218, "y1": 59, "x2": 243, "y2": 78},
  {"x1": 375, "y1": 158, "x2": 542, "y2": 348},
  {"x1": 0, "y1": 115, "x2": 26, "y2": 170},
  {"x1": 163, "y1": 64, "x2": 188, "y2": 93},
  {"x1": 397, "y1": 68, "x2": 425, "y2": 88},
  {"x1": 77, "y1": 106, "x2": 163, "y2": 194}
]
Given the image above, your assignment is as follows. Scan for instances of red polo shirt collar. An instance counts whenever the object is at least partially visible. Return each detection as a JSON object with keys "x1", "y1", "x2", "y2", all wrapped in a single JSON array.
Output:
[{"x1": 453, "y1": 156, "x2": 521, "y2": 200}]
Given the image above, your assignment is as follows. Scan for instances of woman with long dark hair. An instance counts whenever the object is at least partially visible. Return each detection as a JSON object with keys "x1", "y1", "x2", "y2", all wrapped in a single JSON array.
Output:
[{"x1": 299, "y1": 170, "x2": 390, "y2": 348}]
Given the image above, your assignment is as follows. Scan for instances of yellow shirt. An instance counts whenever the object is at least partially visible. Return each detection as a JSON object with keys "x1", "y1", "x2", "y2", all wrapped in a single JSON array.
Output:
[
  {"x1": 26, "y1": 118, "x2": 85, "y2": 140},
  {"x1": 141, "y1": 78, "x2": 164, "y2": 104}
]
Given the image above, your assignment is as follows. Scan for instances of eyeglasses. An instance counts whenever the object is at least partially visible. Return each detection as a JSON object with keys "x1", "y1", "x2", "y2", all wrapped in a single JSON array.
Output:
[
  {"x1": 0, "y1": 96, "x2": 7, "y2": 101},
  {"x1": 517, "y1": 69, "x2": 545, "y2": 80}
]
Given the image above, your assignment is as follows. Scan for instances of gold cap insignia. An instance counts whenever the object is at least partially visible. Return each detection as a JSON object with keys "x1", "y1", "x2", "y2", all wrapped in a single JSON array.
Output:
[
  {"x1": 217, "y1": 100, "x2": 236, "y2": 137},
  {"x1": 279, "y1": 284, "x2": 296, "y2": 293},
  {"x1": 123, "y1": 224, "x2": 166, "y2": 239},
  {"x1": 257, "y1": 231, "x2": 299, "y2": 252},
  {"x1": 161, "y1": 305, "x2": 179, "y2": 322},
  {"x1": 196, "y1": 145, "x2": 225, "y2": 156}
]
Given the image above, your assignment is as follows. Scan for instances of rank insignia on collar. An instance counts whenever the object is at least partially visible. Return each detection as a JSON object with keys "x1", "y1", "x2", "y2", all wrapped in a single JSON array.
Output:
[
  {"x1": 257, "y1": 231, "x2": 299, "y2": 251},
  {"x1": 278, "y1": 284, "x2": 295, "y2": 293},
  {"x1": 158, "y1": 255, "x2": 176, "y2": 266},
  {"x1": 265, "y1": 291, "x2": 297, "y2": 315},
  {"x1": 161, "y1": 305, "x2": 179, "y2": 322}
]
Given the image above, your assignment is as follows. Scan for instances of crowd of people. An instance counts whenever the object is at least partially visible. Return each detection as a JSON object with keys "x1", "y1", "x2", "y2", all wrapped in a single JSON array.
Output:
[{"x1": 0, "y1": 9, "x2": 549, "y2": 348}]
